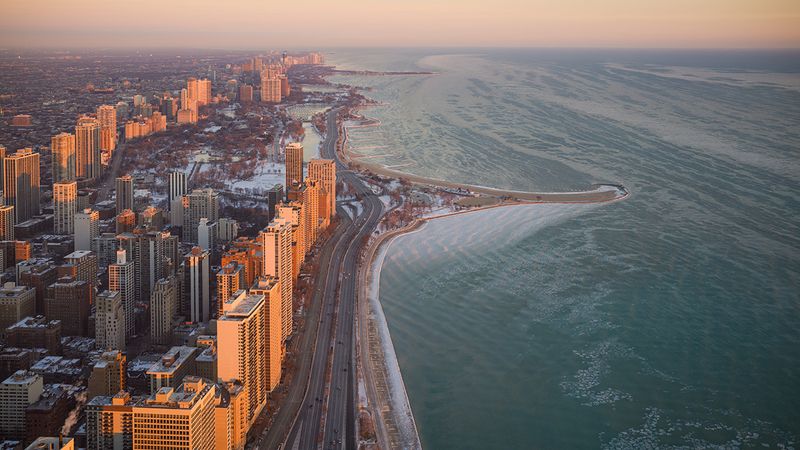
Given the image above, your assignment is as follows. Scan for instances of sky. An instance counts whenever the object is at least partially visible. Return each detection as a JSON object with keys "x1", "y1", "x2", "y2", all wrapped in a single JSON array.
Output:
[{"x1": 0, "y1": 0, "x2": 798, "y2": 49}]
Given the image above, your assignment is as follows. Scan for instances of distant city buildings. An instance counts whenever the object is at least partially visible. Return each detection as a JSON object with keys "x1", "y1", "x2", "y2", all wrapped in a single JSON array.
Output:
[
  {"x1": 53, "y1": 181, "x2": 77, "y2": 235},
  {"x1": 3, "y1": 148, "x2": 41, "y2": 223}
]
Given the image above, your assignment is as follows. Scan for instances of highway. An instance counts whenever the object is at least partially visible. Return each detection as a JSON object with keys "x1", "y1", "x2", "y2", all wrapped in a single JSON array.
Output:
[{"x1": 257, "y1": 109, "x2": 383, "y2": 450}]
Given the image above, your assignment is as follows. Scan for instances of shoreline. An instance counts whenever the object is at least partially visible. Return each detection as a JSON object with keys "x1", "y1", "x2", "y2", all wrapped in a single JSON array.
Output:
[{"x1": 341, "y1": 76, "x2": 630, "y2": 449}]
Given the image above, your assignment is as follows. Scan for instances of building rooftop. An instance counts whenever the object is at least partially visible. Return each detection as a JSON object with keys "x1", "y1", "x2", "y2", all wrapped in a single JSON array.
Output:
[
  {"x1": 146, "y1": 346, "x2": 198, "y2": 376},
  {"x1": 7, "y1": 315, "x2": 60, "y2": 330},
  {"x1": 64, "y1": 250, "x2": 93, "y2": 259},
  {"x1": 0, "y1": 282, "x2": 33, "y2": 297},
  {"x1": 30, "y1": 356, "x2": 82, "y2": 376},
  {"x1": 220, "y1": 292, "x2": 265, "y2": 318},
  {"x1": 2, "y1": 370, "x2": 41, "y2": 386},
  {"x1": 143, "y1": 376, "x2": 213, "y2": 409}
]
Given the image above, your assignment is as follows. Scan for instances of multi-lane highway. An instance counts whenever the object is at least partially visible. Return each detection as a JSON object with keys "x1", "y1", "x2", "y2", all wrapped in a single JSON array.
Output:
[{"x1": 257, "y1": 109, "x2": 383, "y2": 450}]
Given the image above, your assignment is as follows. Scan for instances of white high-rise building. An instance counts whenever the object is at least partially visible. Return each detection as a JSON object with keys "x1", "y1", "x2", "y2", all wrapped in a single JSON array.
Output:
[
  {"x1": 109, "y1": 249, "x2": 135, "y2": 338},
  {"x1": 197, "y1": 218, "x2": 217, "y2": 254},
  {"x1": 168, "y1": 171, "x2": 187, "y2": 226},
  {"x1": 150, "y1": 275, "x2": 178, "y2": 345},
  {"x1": 74, "y1": 208, "x2": 99, "y2": 251},
  {"x1": 53, "y1": 181, "x2": 78, "y2": 235}
]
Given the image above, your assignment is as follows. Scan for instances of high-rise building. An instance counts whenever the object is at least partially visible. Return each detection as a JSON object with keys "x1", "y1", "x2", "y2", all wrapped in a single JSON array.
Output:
[
  {"x1": 51, "y1": 132, "x2": 76, "y2": 182},
  {"x1": 239, "y1": 84, "x2": 253, "y2": 103},
  {"x1": 97, "y1": 104, "x2": 117, "y2": 152},
  {"x1": 116, "y1": 208, "x2": 136, "y2": 234},
  {"x1": 62, "y1": 250, "x2": 98, "y2": 286},
  {"x1": 85, "y1": 391, "x2": 135, "y2": 450},
  {"x1": 95, "y1": 290, "x2": 126, "y2": 351},
  {"x1": 260, "y1": 75, "x2": 282, "y2": 103},
  {"x1": 117, "y1": 231, "x2": 167, "y2": 303},
  {"x1": 74, "y1": 208, "x2": 99, "y2": 251},
  {"x1": 75, "y1": 115, "x2": 102, "y2": 179},
  {"x1": 53, "y1": 181, "x2": 77, "y2": 235},
  {"x1": 133, "y1": 377, "x2": 217, "y2": 450},
  {"x1": 198, "y1": 218, "x2": 217, "y2": 260},
  {"x1": 285, "y1": 143, "x2": 303, "y2": 194},
  {"x1": 260, "y1": 219, "x2": 293, "y2": 341},
  {"x1": 4, "y1": 316, "x2": 62, "y2": 355},
  {"x1": 0, "y1": 370, "x2": 43, "y2": 440},
  {"x1": 214, "y1": 381, "x2": 247, "y2": 450},
  {"x1": 217, "y1": 218, "x2": 239, "y2": 243},
  {"x1": 150, "y1": 276, "x2": 178, "y2": 345},
  {"x1": 250, "y1": 276, "x2": 283, "y2": 391},
  {"x1": 3, "y1": 148, "x2": 40, "y2": 223},
  {"x1": 168, "y1": 171, "x2": 187, "y2": 225},
  {"x1": 115, "y1": 174, "x2": 134, "y2": 213},
  {"x1": 308, "y1": 159, "x2": 336, "y2": 223},
  {"x1": 280, "y1": 75, "x2": 291, "y2": 98},
  {"x1": 88, "y1": 350, "x2": 126, "y2": 399},
  {"x1": 0, "y1": 205, "x2": 14, "y2": 241},
  {"x1": 44, "y1": 277, "x2": 90, "y2": 336},
  {"x1": 217, "y1": 290, "x2": 267, "y2": 424},
  {"x1": 216, "y1": 263, "x2": 242, "y2": 317},
  {"x1": 0, "y1": 282, "x2": 36, "y2": 332},
  {"x1": 184, "y1": 247, "x2": 210, "y2": 323},
  {"x1": 109, "y1": 249, "x2": 135, "y2": 338},
  {"x1": 182, "y1": 188, "x2": 219, "y2": 243},
  {"x1": 17, "y1": 261, "x2": 57, "y2": 315},
  {"x1": 198, "y1": 78, "x2": 212, "y2": 106},
  {"x1": 303, "y1": 178, "x2": 321, "y2": 246},
  {"x1": 277, "y1": 202, "x2": 305, "y2": 279}
]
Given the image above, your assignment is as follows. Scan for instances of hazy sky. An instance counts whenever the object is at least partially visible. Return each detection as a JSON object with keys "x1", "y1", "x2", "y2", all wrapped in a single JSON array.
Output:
[{"x1": 1, "y1": 0, "x2": 798, "y2": 49}]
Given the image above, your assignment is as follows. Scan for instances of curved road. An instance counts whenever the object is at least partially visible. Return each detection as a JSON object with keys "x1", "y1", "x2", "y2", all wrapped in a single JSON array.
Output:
[{"x1": 256, "y1": 109, "x2": 383, "y2": 450}]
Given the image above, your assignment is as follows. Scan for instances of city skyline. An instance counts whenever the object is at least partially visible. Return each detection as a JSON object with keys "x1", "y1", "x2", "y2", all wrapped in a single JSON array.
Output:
[{"x1": 0, "y1": 0, "x2": 799, "y2": 49}]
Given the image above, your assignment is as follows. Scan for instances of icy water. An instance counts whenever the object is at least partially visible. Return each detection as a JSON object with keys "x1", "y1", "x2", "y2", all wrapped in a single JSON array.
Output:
[{"x1": 329, "y1": 49, "x2": 800, "y2": 449}]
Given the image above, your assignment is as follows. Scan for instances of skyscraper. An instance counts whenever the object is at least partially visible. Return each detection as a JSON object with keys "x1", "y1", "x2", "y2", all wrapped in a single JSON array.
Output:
[
  {"x1": 216, "y1": 263, "x2": 242, "y2": 317},
  {"x1": 150, "y1": 276, "x2": 178, "y2": 345},
  {"x1": 109, "y1": 249, "x2": 135, "y2": 338},
  {"x1": 0, "y1": 205, "x2": 14, "y2": 241},
  {"x1": 260, "y1": 219, "x2": 293, "y2": 341},
  {"x1": 51, "y1": 132, "x2": 76, "y2": 182},
  {"x1": 250, "y1": 276, "x2": 283, "y2": 391},
  {"x1": 95, "y1": 290, "x2": 125, "y2": 351},
  {"x1": 97, "y1": 104, "x2": 117, "y2": 152},
  {"x1": 303, "y1": 178, "x2": 321, "y2": 247},
  {"x1": 53, "y1": 181, "x2": 77, "y2": 235},
  {"x1": 115, "y1": 174, "x2": 134, "y2": 213},
  {"x1": 169, "y1": 171, "x2": 187, "y2": 225},
  {"x1": 74, "y1": 208, "x2": 99, "y2": 251},
  {"x1": 184, "y1": 247, "x2": 210, "y2": 323},
  {"x1": 0, "y1": 370, "x2": 43, "y2": 440},
  {"x1": 197, "y1": 78, "x2": 212, "y2": 106},
  {"x1": 182, "y1": 188, "x2": 219, "y2": 243},
  {"x1": 87, "y1": 351, "x2": 126, "y2": 399},
  {"x1": 75, "y1": 115, "x2": 102, "y2": 180},
  {"x1": 116, "y1": 231, "x2": 167, "y2": 302},
  {"x1": 3, "y1": 148, "x2": 40, "y2": 223},
  {"x1": 260, "y1": 75, "x2": 282, "y2": 103},
  {"x1": 308, "y1": 159, "x2": 337, "y2": 223},
  {"x1": 285, "y1": 142, "x2": 304, "y2": 194},
  {"x1": 44, "y1": 277, "x2": 91, "y2": 336},
  {"x1": 217, "y1": 290, "x2": 267, "y2": 424}
]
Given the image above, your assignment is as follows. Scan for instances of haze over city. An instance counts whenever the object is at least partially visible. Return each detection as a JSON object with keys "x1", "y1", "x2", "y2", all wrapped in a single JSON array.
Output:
[{"x1": 1, "y1": 0, "x2": 799, "y2": 48}]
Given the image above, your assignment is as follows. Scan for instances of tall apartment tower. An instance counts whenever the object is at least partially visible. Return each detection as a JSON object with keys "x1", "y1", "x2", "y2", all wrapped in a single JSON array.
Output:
[
  {"x1": 0, "y1": 370, "x2": 44, "y2": 440},
  {"x1": 85, "y1": 392, "x2": 135, "y2": 450},
  {"x1": 260, "y1": 219, "x2": 293, "y2": 341},
  {"x1": 108, "y1": 249, "x2": 135, "y2": 338},
  {"x1": 0, "y1": 283, "x2": 36, "y2": 331},
  {"x1": 250, "y1": 276, "x2": 283, "y2": 391},
  {"x1": 168, "y1": 170, "x2": 187, "y2": 225},
  {"x1": 51, "y1": 132, "x2": 76, "y2": 182},
  {"x1": 117, "y1": 231, "x2": 166, "y2": 302},
  {"x1": 95, "y1": 290, "x2": 126, "y2": 351},
  {"x1": 44, "y1": 277, "x2": 91, "y2": 336},
  {"x1": 216, "y1": 263, "x2": 242, "y2": 317},
  {"x1": 132, "y1": 377, "x2": 217, "y2": 450},
  {"x1": 116, "y1": 174, "x2": 134, "y2": 213},
  {"x1": 97, "y1": 104, "x2": 117, "y2": 152},
  {"x1": 182, "y1": 189, "x2": 219, "y2": 243},
  {"x1": 75, "y1": 115, "x2": 102, "y2": 179},
  {"x1": 3, "y1": 148, "x2": 40, "y2": 223},
  {"x1": 303, "y1": 178, "x2": 321, "y2": 247},
  {"x1": 308, "y1": 159, "x2": 336, "y2": 221},
  {"x1": 260, "y1": 71, "x2": 282, "y2": 103},
  {"x1": 197, "y1": 78, "x2": 212, "y2": 106},
  {"x1": 0, "y1": 205, "x2": 14, "y2": 241},
  {"x1": 74, "y1": 208, "x2": 99, "y2": 251},
  {"x1": 217, "y1": 290, "x2": 267, "y2": 424},
  {"x1": 285, "y1": 142, "x2": 304, "y2": 194},
  {"x1": 53, "y1": 181, "x2": 77, "y2": 235},
  {"x1": 184, "y1": 247, "x2": 210, "y2": 323},
  {"x1": 150, "y1": 275, "x2": 178, "y2": 345}
]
